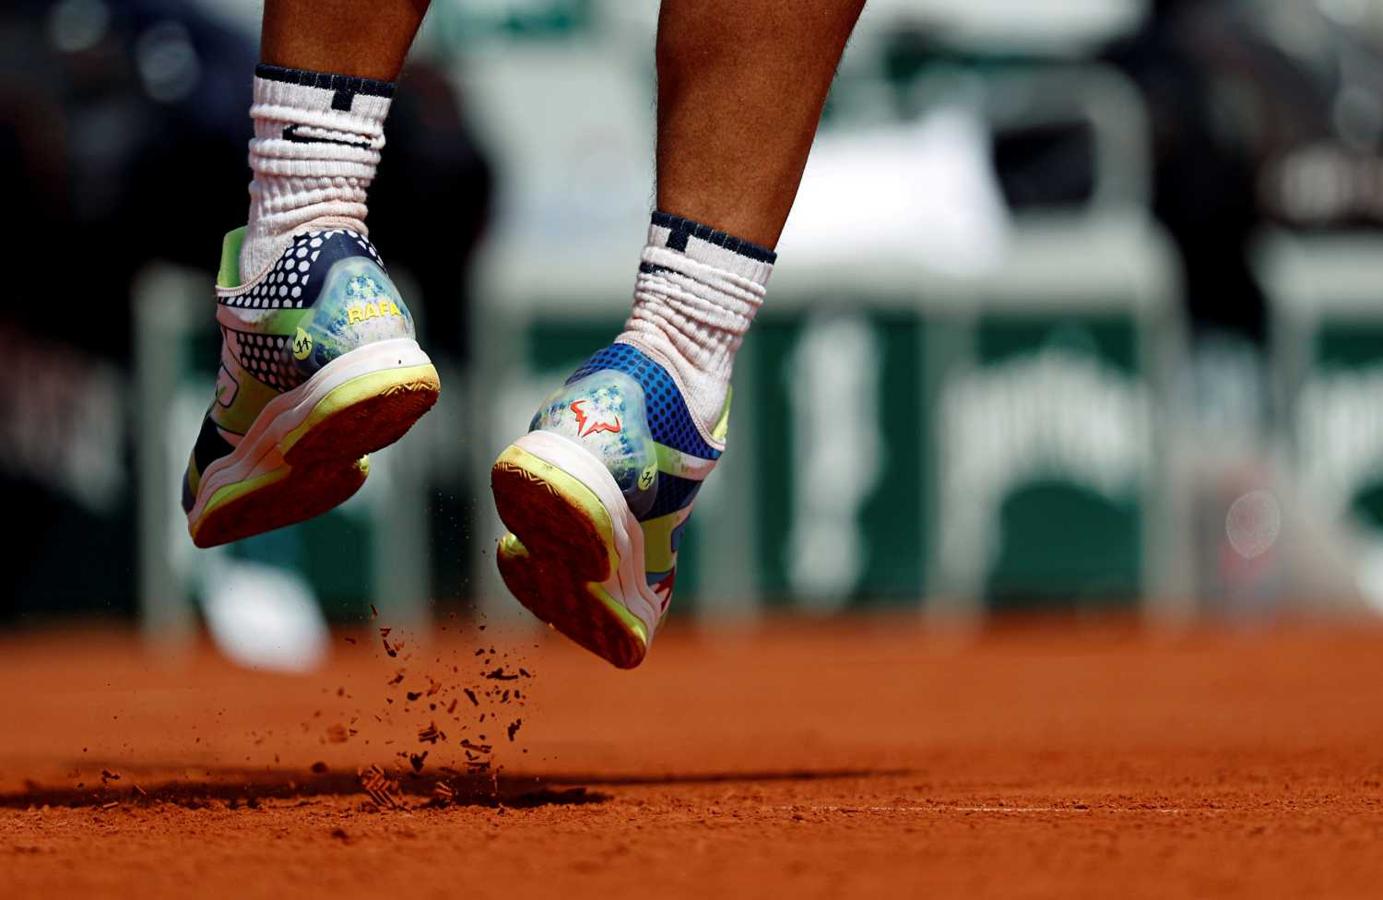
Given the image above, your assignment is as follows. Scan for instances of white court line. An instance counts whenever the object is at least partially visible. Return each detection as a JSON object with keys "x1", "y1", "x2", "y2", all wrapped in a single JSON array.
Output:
[{"x1": 778, "y1": 806, "x2": 1187, "y2": 814}]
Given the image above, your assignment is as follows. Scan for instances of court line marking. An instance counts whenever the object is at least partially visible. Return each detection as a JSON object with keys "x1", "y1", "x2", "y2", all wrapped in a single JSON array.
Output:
[{"x1": 773, "y1": 805, "x2": 1189, "y2": 814}]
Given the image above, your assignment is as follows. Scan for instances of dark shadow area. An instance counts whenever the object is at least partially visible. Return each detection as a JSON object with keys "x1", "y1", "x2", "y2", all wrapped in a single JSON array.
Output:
[
  {"x1": 2, "y1": 767, "x2": 604, "y2": 811},
  {"x1": 0, "y1": 764, "x2": 913, "y2": 811}
]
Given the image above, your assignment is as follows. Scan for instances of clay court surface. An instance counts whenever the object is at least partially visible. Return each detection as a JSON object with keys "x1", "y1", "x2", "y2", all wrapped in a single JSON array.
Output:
[{"x1": 3, "y1": 617, "x2": 1383, "y2": 898}]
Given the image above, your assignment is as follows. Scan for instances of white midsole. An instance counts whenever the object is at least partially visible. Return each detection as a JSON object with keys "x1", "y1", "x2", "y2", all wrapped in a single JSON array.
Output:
[
  {"x1": 189, "y1": 338, "x2": 432, "y2": 523},
  {"x1": 511, "y1": 430, "x2": 662, "y2": 641}
]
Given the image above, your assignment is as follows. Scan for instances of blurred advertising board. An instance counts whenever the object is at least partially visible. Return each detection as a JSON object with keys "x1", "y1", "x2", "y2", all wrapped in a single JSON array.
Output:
[{"x1": 469, "y1": 214, "x2": 1182, "y2": 617}]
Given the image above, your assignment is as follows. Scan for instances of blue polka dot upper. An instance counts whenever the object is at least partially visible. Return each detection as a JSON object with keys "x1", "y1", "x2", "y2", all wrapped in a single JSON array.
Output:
[{"x1": 567, "y1": 343, "x2": 722, "y2": 462}]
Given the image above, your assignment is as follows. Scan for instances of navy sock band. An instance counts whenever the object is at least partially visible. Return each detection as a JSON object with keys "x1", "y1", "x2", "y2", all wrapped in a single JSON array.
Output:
[
  {"x1": 255, "y1": 64, "x2": 395, "y2": 111},
  {"x1": 652, "y1": 211, "x2": 777, "y2": 264}
]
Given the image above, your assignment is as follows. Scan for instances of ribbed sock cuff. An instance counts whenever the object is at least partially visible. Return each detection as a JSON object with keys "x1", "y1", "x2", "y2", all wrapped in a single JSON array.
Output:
[
  {"x1": 647, "y1": 210, "x2": 776, "y2": 283},
  {"x1": 241, "y1": 65, "x2": 395, "y2": 278},
  {"x1": 618, "y1": 212, "x2": 775, "y2": 437}
]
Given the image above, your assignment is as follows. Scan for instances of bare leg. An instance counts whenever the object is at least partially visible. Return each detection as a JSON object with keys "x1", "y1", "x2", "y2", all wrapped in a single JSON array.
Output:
[
  {"x1": 489, "y1": 2, "x2": 867, "y2": 667},
  {"x1": 655, "y1": 0, "x2": 866, "y2": 248},
  {"x1": 261, "y1": 0, "x2": 431, "y2": 80}
]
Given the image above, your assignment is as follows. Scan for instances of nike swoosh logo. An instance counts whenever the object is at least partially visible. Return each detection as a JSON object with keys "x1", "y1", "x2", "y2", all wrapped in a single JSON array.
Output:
[{"x1": 281, "y1": 124, "x2": 371, "y2": 151}]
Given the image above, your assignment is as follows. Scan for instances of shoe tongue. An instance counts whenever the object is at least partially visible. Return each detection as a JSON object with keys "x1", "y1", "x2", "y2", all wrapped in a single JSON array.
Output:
[{"x1": 218, "y1": 228, "x2": 247, "y2": 288}]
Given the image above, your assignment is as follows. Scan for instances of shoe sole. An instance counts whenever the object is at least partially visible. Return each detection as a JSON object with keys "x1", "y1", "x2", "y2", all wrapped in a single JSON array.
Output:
[
  {"x1": 189, "y1": 339, "x2": 439, "y2": 548},
  {"x1": 491, "y1": 432, "x2": 658, "y2": 669}
]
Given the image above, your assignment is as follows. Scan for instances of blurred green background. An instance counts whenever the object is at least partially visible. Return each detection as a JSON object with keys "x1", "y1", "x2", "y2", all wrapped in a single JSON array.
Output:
[{"x1": 8, "y1": 0, "x2": 1383, "y2": 655}]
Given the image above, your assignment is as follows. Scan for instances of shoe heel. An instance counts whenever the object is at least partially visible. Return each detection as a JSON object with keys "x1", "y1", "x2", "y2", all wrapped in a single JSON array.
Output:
[
  {"x1": 492, "y1": 442, "x2": 650, "y2": 668},
  {"x1": 190, "y1": 458, "x2": 369, "y2": 548},
  {"x1": 281, "y1": 362, "x2": 439, "y2": 465}
]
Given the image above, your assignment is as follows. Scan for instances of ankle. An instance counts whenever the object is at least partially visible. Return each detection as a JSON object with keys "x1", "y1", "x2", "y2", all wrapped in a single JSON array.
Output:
[
  {"x1": 240, "y1": 64, "x2": 394, "y2": 279},
  {"x1": 617, "y1": 211, "x2": 775, "y2": 434}
]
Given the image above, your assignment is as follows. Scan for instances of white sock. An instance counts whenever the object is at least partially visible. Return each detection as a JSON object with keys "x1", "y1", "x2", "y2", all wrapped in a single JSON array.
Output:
[
  {"x1": 617, "y1": 211, "x2": 776, "y2": 437},
  {"x1": 241, "y1": 64, "x2": 394, "y2": 280}
]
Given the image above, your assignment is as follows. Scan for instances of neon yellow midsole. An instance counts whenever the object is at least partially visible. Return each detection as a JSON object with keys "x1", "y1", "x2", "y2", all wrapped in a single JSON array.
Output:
[
  {"x1": 590, "y1": 583, "x2": 649, "y2": 644},
  {"x1": 495, "y1": 445, "x2": 648, "y2": 644},
  {"x1": 198, "y1": 465, "x2": 292, "y2": 522},
  {"x1": 494, "y1": 444, "x2": 619, "y2": 570},
  {"x1": 279, "y1": 363, "x2": 439, "y2": 455}
]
